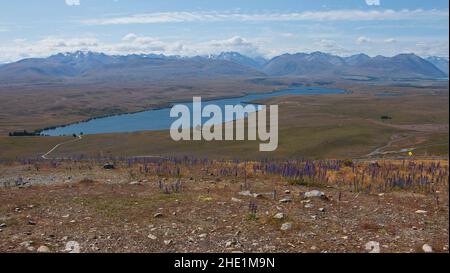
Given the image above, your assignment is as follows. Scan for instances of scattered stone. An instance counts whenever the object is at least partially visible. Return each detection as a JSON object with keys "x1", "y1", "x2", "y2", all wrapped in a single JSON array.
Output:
[
  {"x1": 280, "y1": 222, "x2": 293, "y2": 231},
  {"x1": 238, "y1": 191, "x2": 260, "y2": 198},
  {"x1": 147, "y1": 234, "x2": 157, "y2": 240},
  {"x1": 239, "y1": 191, "x2": 252, "y2": 197},
  {"x1": 20, "y1": 241, "x2": 33, "y2": 248},
  {"x1": 27, "y1": 246, "x2": 36, "y2": 252},
  {"x1": 422, "y1": 244, "x2": 433, "y2": 253},
  {"x1": 415, "y1": 210, "x2": 427, "y2": 214},
  {"x1": 304, "y1": 204, "x2": 314, "y2": 209},
  {"x1": 37, "y1": 245, "x2": 50, "y2": 253},
  {"x1": 231, "y1": 197, "x2": 242, "y2": 203},
  {"x1": 154, "y1": 213, "x2": 163, "y2": 218},
  {"x1": 164, "y1": 239, "x2": 173, "y2": 246},
  {"x1": 273, "y1": 213, "x2": 286, "y2": 220},
  {"x1": 225, "y1": 237, "x2": 242, "y2": 248},
  {"x1": 285, "y1": 190, "x2": 291, "y2": 194},
  {"x1": 65, "y1": 241, "x2": 81, "y2": 253},
  {"x1": 28, "y1": 220, "x2": 36, "y2": 225},
  {"x1": 129, "y1": 181, "x2": 141, "y2": 185},
  {"x1": 318, "y1": 208, "x2": 325, "y2": 212},
  {"x1": 365, "y1": 241, "x2": 380, "y2": 253},
  {"x1": 279, "y1": 197, "x2": 292, "y2": 203},
  {"x1": 304, "y1": 190, "x2": 325, "y2": 198},
  {"x1": 0, "y1": 223, "x2": 6, "y2": 228},
  {"x1": 103, "y1": 163, "x2": 115, "y2": 170},
  {"x1": 225, "y1": 241, "x2": 234, "y2": 248},
  {"x1": 198, "y1": 233, "x2": 208, "y2": 238}
]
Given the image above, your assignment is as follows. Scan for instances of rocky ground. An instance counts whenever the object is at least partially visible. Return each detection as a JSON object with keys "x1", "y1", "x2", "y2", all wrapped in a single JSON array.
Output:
[{"x1": 0, "y1": 159, "x2": 448, "y2": 253}]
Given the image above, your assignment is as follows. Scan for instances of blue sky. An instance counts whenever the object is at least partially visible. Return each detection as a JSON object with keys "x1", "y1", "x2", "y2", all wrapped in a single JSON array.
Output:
[{"x1": 0, "y1": 0, "x2": 448, "y2": 62}]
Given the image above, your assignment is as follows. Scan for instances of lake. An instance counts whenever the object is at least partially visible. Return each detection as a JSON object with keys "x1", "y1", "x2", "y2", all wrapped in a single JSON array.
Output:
[{"x1": 40, "y1": 87, "x2": 346, "y2": 136}]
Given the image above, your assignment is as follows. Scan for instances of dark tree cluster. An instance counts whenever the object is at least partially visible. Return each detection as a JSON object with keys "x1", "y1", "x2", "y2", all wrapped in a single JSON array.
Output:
[{"x1": 8, "y1": 130, "x2": 39, "y2": 137}]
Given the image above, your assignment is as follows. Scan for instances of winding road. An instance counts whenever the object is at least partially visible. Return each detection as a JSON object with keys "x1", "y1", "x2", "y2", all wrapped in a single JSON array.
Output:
[{"x1": 41, "y1": 135, "x2": 83, "y2": 159}]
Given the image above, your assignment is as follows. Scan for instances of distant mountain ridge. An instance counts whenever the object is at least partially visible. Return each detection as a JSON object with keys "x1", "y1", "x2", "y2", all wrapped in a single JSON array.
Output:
[
  {"x1": 0, "y1": 51, "x2": 264, "y2": 83},
  {"x1": 426, "y1": 56, "x2": 449, "y2": 76},
  {"x1": 207, "y1": 52, "x2": 267, "y2": 69},
  {"x1": 0, "y1": 50, "x2": 447, "y2": 84},
  {"x1": 263, "y1": 52, "x2": 446, "y2": 79}
]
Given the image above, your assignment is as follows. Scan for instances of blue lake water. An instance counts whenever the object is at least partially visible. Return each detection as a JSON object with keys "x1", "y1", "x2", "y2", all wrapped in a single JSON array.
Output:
[{"x1": 40, "y1": 87, "x2": 346, "y2": 136}]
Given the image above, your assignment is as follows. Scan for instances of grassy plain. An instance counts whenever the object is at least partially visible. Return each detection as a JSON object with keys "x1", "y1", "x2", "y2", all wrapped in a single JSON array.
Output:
[{"x1": 0, "y1": 80, "x2": 448, "y2": 160}]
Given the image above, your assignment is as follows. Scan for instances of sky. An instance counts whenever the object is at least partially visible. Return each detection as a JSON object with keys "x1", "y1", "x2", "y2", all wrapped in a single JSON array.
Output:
[{"x1": 0, "y1": 0, "x2": 448, "y2": 62}]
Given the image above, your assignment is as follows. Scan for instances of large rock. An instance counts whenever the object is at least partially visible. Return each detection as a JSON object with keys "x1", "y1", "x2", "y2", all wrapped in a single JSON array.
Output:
[
  {"x1": 103, "y1": 163, "x2": 115, "y2": 170},
  {"x1": 37, "y1": 245, "x2": 51, "y2": 253},
  {"x1": 365, "y1": 241, "x2": 380, "y2": 253},
  {"x1": 65, "y1": 241, "x2": 81, "y2": 253},
  {"x1": 273, "y1": 213, "x2": 286, "y2": 220},
  {"x1": 422, "y1": 244, "x2": 433, "y2": 253},
  {"x1": 238, "y1": 191, "x2": 261, "y2": 198},
  {"x1": 304, "y1": 190, "x2": 325, "y2": 198}
]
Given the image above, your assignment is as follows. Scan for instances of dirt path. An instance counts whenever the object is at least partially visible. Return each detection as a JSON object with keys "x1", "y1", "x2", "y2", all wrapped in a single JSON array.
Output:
[
  {"x1": 367, "y1": 119, "x2": 449, "y2": 133},
  {"x1": 365, "y1": 134, "x2": 413, "y2": 157},
  {"x1": 364, "y1": 119, "x2": 448, "y2": 158},
  {"x1": 41, "y1": 135, "x2": 83, "y2": 159}
]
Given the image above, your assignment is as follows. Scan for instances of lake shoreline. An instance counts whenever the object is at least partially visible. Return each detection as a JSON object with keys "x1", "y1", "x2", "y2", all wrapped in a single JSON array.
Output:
[{"x1": 39, "y1": 87, "x2": 348, "y2": 136}]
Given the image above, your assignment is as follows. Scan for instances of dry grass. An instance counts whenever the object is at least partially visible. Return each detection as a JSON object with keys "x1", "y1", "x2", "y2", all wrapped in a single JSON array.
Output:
[{"x1": 0, "y1": 159, "x2": 448, "y2": 253}]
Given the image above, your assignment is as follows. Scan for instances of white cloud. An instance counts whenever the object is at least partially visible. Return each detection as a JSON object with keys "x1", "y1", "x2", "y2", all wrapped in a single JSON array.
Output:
[
  {"x1": 317, "y1": 39, "x2": 338, "y2": 49},
  {"x1": 365, "y1": 0, "x2": 380, "y2": 6},
  {"x1": 1, "y1": 34, "x2": 448, "y2": 63},
  {"x1": 384, "y1": 38, "x2": 396, "y2": 43},
  {"x1": 0, "y1": 24, "x2": 10, "y2": 32},
  {"x1": 314, "y1": 39, "x2": 353, "y2": 56},
  {"x1": 412, "y1": 40, "x2": 449, "y2": 57},
  {"x1": 279, "y1": 32, "x2": 296, "y2": 38},
  {"x1": 122, "y1": 33, "x2": 138, "y2": 41},
  {"x1": 82, "y1": 9, "x2": 449, "y2": 25},
  {"x1": 65, "y1": 0, "x2": 80, "y2": 6},
  {"x1": 0, "y1": 34, "x2": 268, "y2": 62},
  {"x1": 208, "y1": 36, "x2": 259, "y2": 56},
  {"x1": 356, "y1": 36, "x2": 372, "y2": 44}
]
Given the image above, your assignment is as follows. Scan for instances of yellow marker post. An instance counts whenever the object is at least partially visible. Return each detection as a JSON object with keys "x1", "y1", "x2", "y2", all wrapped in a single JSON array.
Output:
[{"x1": 408, "y1": 151, "x2": 413, "y2": 157}]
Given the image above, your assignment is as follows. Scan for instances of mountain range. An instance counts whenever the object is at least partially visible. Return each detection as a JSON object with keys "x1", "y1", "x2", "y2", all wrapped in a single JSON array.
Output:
[
  {"x1": 426, "y1": 56, "x2": 449, "y2": 76},
  {"x1": 0, "y1": 51, "x2": 447, "y2": 84}
]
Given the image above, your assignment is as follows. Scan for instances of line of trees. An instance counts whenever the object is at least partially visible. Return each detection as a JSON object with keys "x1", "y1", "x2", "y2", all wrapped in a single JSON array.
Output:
[{"x1": 8, "y1": 130, "x2": 39, "y2": 136}]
